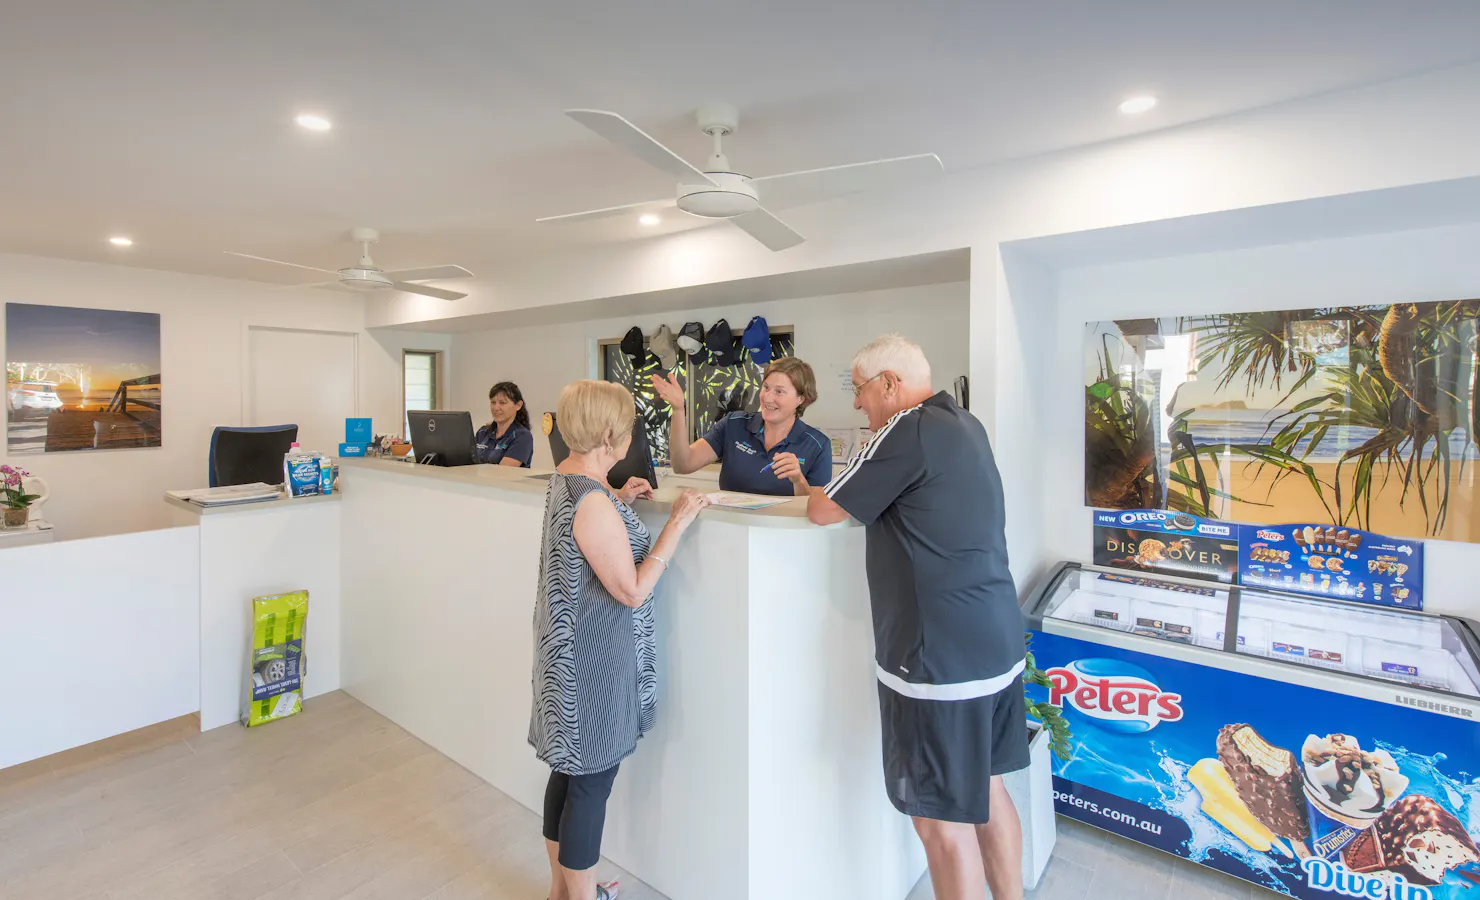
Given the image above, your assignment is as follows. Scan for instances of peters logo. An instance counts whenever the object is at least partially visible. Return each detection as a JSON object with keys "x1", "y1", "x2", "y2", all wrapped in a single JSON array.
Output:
[
  {"x1": 1255, "y1": 530, "x2": 1285, "y2": 542},
  {"x1": 1047, "y1": 659, "x2": 1184, "y2": 734}
]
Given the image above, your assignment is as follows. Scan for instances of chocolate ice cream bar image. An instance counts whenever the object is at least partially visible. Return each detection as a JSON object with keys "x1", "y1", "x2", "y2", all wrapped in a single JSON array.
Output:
[
  {"x1": 1371, "y1": 794, "x2": 1479, "y2": 886},
  {"x1": 1348, "y1": 533, "x2": 1363, "y2": 551},
  {"x1": 1217, "y1": 724, "x2": 1310, "y2": 840}
]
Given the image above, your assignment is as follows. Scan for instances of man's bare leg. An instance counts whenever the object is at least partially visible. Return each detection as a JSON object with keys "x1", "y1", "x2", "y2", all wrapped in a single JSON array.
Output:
[
  {"x1": 913, "y1": 816, "x2": 987, "y2": 900},
  {"x1": 974, "y1": 775, "x2": 1024, "y2": 900}
]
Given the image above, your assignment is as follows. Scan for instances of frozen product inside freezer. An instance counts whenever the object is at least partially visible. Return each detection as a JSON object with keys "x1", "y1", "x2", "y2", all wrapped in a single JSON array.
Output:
[
  {"x1": 1042, "y1": 569, "x2": 1229, "y2": 645},
  {"x1": 1268, "y1": 623, "x2": 1349, "y2": 671},
  {"x1": 1360, "y1": 639, "x2": 1453, "y2": 691}
]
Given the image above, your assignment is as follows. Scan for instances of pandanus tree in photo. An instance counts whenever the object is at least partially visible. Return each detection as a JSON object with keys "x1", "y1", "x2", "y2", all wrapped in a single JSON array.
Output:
[{"x1": 1192, "y1": 302, "x2": 1480, "y2": 535}]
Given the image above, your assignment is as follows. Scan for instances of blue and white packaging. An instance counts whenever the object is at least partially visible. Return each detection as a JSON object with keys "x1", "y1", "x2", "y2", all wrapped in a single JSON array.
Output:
[
  {"x1": 338, "y1": 443, "x2": 367, "y2": 458},
  {"x1": 283, "y1": 446, "x2": 322, "y2": 498}
]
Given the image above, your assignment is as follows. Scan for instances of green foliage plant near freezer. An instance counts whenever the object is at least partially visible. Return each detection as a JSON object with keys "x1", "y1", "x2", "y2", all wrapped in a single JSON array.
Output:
[{"x1": 1024, "y1": 632, "x2": 1074, "y2": 761}]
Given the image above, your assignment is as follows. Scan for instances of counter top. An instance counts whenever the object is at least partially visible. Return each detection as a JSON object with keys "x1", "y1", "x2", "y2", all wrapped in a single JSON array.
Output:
[
  {"x1": 337, "y1": 457, "x2": 854, "y2": 530},
  {"x1": 163, "y1": 491, "x2": 341, "y2": 517}
]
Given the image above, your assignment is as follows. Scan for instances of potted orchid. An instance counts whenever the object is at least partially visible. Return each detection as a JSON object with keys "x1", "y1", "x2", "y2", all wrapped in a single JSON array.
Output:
[{"x1": 1, "y1": 465, "x2": 40, "y2": 528}]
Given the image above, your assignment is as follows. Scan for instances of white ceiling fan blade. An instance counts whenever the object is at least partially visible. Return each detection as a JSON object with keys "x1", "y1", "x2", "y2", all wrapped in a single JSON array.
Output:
[
  {"x1": 536, "y1": 198, "x2": 676, "y2": 224},
  {"x1": 749, "y1": 153, "x2": 943, "y2": 210},
  {"x1": 730, "y1": 208, "x2": 804, "y2": 251},
  {"x1": 223, "y1": 251, "x2": 342, "y2": 277},
  {"x1": 392, "y1": 282, "x2": 466, "y2": 301},
  {"x1": 382, "y1": 265, "x2": 473, "y2": 282},
  {"x1": 566, "y1": 109, "x2": 717, "y2": 186}
]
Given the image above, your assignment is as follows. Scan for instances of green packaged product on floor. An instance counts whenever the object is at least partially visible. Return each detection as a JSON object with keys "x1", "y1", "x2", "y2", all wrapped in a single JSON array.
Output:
[{"x1": 243, "y1": 590, "x2": 309, "y2": 727}]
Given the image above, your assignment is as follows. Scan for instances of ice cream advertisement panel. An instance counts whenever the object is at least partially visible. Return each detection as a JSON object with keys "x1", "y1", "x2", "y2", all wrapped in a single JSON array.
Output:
[{"x1": 1028, "y1": 630, "x2": 1480, "y2": 899}]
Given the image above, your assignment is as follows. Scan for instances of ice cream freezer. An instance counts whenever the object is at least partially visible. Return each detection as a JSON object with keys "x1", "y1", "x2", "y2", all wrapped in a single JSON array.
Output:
[{"x1": 1023, "y1": 561, "x2": 1480, "y2": 900}]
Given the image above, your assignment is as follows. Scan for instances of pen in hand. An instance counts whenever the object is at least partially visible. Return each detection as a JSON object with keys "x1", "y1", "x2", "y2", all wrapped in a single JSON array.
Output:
[{"x1": 760, "y1": 458, "x2": 804, "y2": 473}]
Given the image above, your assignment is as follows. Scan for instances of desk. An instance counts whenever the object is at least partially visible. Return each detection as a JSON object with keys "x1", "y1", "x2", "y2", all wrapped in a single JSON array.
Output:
[{"x1": 337, "y1": 458, "x2": 925, "y2": 900}]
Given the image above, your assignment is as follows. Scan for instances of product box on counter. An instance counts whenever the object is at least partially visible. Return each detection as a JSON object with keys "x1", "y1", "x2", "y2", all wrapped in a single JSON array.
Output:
[
  {"x1": 1028, "y1": 629, "x2": 1480, "y2": 900},
  {"x1": 344, "y1": 417, "x2": 372, "y2": 444},
  {"x1": 338, "y1": 442, "x2": 367, "y2": 458}
]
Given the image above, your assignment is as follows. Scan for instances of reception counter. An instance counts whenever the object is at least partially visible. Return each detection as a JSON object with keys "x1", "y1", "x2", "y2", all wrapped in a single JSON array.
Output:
[
  {"x1": 2, "y1": 458, "x2": 926, "y2": 900},
  {"x1": 336, "y1": 458, "x2": 925, "y2": 900}
]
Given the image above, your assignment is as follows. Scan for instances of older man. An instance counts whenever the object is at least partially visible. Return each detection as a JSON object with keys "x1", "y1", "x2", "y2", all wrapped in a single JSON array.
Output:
[{"x1": 805, "y1": 334, "x2": 1027, "y2": 900}]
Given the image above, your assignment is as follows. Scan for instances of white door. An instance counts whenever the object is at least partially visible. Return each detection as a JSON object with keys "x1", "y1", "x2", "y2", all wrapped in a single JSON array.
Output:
[{"x1": 247, "y1": 327, "x2": 357, "y2": 455}]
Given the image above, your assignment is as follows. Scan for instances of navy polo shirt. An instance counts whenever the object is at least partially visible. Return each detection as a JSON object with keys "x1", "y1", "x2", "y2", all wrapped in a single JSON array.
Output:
[
  {"x1": 702, "y1": 411, "x2": 832, "y2": 496},
  {"x1": 475, "y1": 421, "x2": 533, "y2": 467},
  {"x1": 824, "y1": 392, "x2": 1023, "y2": 698}
]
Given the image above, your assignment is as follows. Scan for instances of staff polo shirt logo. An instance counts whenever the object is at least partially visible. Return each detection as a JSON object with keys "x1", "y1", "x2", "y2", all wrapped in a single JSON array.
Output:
[{"x1": 733, "y1": 439, "x2": 758, "y2": 456}]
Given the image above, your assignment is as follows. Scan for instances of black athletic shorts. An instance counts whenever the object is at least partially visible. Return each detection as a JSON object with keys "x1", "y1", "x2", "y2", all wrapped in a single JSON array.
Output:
[{"x1": 878, "y1": 674, "x2": 1030, "y2": 824}]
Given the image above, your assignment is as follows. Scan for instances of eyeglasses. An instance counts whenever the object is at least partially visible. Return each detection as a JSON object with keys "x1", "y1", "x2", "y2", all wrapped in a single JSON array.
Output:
[{"x1": 851, "y1": 372, "x2": 884, "y2": 398}]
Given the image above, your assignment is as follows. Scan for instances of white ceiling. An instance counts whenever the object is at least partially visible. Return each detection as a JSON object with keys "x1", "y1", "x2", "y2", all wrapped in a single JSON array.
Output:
[{"x1": 3, "y1": 0, "x2": 1479, "y2": 284}]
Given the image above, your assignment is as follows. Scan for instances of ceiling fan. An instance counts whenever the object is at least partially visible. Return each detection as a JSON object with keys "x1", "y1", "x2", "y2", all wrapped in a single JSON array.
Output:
[
  {"x1": 225, "y1": 227, "x2": 473, "y2": 300},
  {"x1": 537, "y1": 103, "x2": 943, "y2": 251}
]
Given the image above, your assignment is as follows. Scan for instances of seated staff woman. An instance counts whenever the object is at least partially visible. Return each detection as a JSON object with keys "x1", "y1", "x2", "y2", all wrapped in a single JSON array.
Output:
[
  {"x1": 474, "y1": 381, "x2": 534, "y2": 467},
  {"x1": 652, "y1": 356, "x2": 832, "y2": 496},
  {"x1": 530, "y1": 380, "x2": 709, "y2": 900}
]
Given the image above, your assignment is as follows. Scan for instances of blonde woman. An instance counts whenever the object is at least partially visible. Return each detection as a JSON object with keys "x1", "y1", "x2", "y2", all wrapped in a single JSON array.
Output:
[{"x1": 530, "y1": 380, "x2": 709, "y2": 900}]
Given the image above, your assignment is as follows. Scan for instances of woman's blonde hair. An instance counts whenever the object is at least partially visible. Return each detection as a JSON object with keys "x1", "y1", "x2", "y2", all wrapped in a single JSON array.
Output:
[
  {"x1": 762, "y1": 357, "x2": 820, "y2": 415},
  {"x1": 557, "y1": 380, "x2": 636, "y2": 454}
]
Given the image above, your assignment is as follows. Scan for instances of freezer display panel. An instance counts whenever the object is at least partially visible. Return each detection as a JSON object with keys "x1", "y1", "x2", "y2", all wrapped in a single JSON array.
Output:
[
  {"x1": 1039, "y1": 567, "x2": 1231, "y2": 651},
  {"x1": 1235, "y1": 591, "x2": 1480, "y2": 698},
  {"x1": 1028, "y1": 628, "x2": 1480, "y2": 900}
]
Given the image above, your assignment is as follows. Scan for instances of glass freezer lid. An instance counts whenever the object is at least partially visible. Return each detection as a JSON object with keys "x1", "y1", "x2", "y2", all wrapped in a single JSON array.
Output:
[
  {"x1": 1234, "y1": 587, "x2": 1480, "y2": 697},
  {"x1": 1038, "y1": 567, "x2": 1231, "y2": 651}
]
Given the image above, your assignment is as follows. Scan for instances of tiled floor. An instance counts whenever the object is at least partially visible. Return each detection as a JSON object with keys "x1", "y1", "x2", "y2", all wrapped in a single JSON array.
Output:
[
  {"x1": 904, "y1": 810, "x2": 1282, "y2": 900},
  {"x1": 1, "y1": 691, "x2": 1278, "y2": 900}
]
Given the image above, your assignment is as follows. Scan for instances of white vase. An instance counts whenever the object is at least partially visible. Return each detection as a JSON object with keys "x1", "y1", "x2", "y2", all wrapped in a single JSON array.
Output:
[{"x1": 1003, "y1": 719, "x2": 1057, "y2": 890}]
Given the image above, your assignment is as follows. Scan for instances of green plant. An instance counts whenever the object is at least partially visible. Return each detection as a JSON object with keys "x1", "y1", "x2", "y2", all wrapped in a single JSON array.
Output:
[
  {"x1": 1023, "y1": 633, "x2": 1073, "y2": 762},
  {"x1": 0, "y1": 465, "x2": 39, "y2": 510}
]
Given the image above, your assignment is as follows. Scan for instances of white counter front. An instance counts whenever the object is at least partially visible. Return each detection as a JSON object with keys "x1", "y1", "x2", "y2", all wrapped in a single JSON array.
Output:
[{"x1": 337, "y1": 458, "x2": 925, "y2": 900}]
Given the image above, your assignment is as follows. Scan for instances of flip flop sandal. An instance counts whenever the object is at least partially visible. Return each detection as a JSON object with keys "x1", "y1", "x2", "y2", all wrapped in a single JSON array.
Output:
[{"x1": 546, "y1": 880, "x2": 620, "y2": 900}]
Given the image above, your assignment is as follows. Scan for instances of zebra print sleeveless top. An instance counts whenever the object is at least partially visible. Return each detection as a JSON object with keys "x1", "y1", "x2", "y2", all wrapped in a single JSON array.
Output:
[{"x1": 529, "y1": 473, "x2": 657, "y2": 775}]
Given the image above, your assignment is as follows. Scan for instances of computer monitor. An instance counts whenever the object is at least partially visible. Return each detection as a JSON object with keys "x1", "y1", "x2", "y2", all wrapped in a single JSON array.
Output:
[
  {"x1": 210, "y1": 425, "x2": 298, "y2": 487},
  {"x1": 543, "y1": 410, "x2": 656, "y2": 490},
  {"x1": 407, "y1": 410, "x2": 477, "y2": 467}
]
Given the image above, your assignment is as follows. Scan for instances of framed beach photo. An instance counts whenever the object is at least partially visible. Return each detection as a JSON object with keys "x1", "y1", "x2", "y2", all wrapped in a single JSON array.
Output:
[
  {"x1": 5, "y1": 303, "x2": 162, "y2": 454},
  {"x1": 1084, "y1": 303, "x2": 1480, "y2": 543}
]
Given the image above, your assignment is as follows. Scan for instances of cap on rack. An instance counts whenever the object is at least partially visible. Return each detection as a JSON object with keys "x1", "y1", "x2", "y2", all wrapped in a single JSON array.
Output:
[
  {"x1": 742, "y1": 316, "x2": 771, "y2": 365},
  {"x1": 677, "y1": 321, "x2": 705, "y2": 357},
  {"x1": 620, "y1": 325, "x2": 648, "y2": 368},
  {"x1": 705, "y1": 319, "x2": 739, "y2": 366},
  {"x1": 649, "y1": 324, "x2": 679, "y2": 370}
]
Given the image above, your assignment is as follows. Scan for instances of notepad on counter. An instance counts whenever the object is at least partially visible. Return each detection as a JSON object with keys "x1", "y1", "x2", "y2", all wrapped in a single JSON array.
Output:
[
  {"x1": 703, "y1": 492, "x2": 794, "y2": 510},
  {"x1": 167, "y1": 483, "x2": 283, "y2": 507}
]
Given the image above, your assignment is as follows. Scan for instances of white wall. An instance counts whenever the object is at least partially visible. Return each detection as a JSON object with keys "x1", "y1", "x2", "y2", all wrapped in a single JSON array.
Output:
[
  {"x1": 0, "y1": 253, "x2": 447, "y2": 540},
  {"x1": 446, "y1": 282, "x2": 970, "y2": 468},
  {"x1": 2, "y1": 526, "x2": 200, "y2": 767},
  {"x1": 1037, "y1": 221, "x2": 1480, "y2": 616}
]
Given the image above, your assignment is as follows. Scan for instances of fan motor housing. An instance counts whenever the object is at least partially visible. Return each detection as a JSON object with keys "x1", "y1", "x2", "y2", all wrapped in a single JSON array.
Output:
[
  {"x1": 677, "y1": 172, "x2": 759, "y2": 219},
  {"x1": 337, "y1": 267, "x2": 395, "y2": 290}
]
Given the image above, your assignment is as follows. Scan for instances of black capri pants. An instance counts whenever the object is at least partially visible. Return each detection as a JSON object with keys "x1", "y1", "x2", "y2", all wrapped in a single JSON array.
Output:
[{"x1": 543, "y1": 763, "x2": 620, "y2": 870}]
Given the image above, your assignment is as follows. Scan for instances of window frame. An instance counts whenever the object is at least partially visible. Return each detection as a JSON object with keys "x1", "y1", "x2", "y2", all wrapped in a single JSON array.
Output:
[{"x1": 401, "y1": 349, "x2": 442, "y2": 438}]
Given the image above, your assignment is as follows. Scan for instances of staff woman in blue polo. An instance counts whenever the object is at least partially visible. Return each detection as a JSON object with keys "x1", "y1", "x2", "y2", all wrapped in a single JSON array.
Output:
[
  {"x1": 475, "y1": 381, "x2": 534, "y2": 467},
  {"x1": 652, "y1": 356, "x2": 831, "y2": 496}
]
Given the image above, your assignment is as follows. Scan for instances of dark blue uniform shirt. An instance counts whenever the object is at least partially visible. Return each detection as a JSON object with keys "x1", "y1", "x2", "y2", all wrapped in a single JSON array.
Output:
[
  {"x1": 702, "y1": 412, "x2": 832, "y2": 496},
  {"x1": 475, "y1": 421, "x2": 533, "y2": 467}
]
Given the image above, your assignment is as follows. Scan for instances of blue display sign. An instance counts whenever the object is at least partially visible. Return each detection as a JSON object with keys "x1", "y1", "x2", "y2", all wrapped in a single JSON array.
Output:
[
  {"x1": 1029, "y1": 629, "x2": 1480, "y2": 900},
  {"x1": 1240, "y1": 523, "x2": 1424, "y2": 611}
]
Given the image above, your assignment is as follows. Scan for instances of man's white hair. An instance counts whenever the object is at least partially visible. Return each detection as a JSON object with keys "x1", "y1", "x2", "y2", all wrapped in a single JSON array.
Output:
[{"x1": 852, "y1": 334, "x2": 931, "y2": 386}]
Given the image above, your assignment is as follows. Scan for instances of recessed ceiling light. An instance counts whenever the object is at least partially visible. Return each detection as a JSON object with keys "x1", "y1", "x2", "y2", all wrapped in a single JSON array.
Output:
[
  {"x1": 108, "y1": 236, "x2": 134, "y2": 247},
  {"x1": 1118, "y1": 96, "x2": 1158, "y2": 115},
  {"x1": 295, "y1": 113, "x2": 332, "y2": 132},
  {"x1": 639, "y1": 214, "x2": 661, "y2": 226}
]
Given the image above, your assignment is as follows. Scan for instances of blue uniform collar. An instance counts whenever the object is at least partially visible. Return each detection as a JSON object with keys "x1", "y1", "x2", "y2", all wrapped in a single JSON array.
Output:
[
  {"x1": 488, "y1": 420, "x2": 526, "y2": 444},
  {"x1": 745, "y1": 412, "x2": 809, "y2": 451}
]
